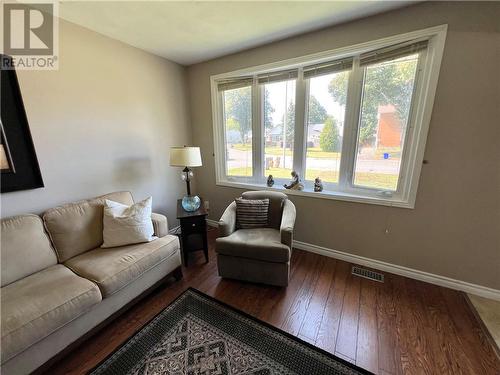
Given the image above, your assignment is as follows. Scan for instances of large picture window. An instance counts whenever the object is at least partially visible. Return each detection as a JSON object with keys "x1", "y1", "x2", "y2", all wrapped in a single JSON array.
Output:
[{"x1": 211, "y1": 26, "x2": 447, "y2": 207}]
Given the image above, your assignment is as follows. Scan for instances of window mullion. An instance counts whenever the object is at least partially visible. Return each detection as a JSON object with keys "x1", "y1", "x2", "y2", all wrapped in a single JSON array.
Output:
[
  {"x1": 338, "y1": 57, "x2": 364, "y2": 191},
  {"x1": 293, "y1": 68, "x2": 307, "y2": 178},
  {"x1": 252, "y1": 81, "x2": 264, "y2": 181}
]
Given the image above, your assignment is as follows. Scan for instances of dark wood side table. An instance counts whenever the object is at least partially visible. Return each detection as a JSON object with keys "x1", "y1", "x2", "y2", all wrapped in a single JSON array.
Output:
[{"x1": 176, "y1": 199, "x2": 208, "y2": 266}]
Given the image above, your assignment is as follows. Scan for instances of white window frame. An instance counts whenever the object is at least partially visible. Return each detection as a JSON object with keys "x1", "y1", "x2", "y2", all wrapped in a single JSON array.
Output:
[{"x1": 211, "y1": 25, "x2": 447, "y2": 208}]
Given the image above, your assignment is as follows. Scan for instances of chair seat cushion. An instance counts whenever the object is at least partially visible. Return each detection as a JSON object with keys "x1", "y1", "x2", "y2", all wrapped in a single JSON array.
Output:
[
  {"x1": 65, "y1": 235, "x2": 179, "y2": 297},
  {"x1": 215, "y1": 228, "x2": 290, "y2": 263},
  {"x1": 1, "y1": 265, "x2": 102, "y2": 362}
]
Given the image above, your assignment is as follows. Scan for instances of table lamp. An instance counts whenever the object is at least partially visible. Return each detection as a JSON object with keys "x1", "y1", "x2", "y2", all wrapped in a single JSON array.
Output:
[{"x1": 170, "y1": 146, "x2": 202, "y2": 211}]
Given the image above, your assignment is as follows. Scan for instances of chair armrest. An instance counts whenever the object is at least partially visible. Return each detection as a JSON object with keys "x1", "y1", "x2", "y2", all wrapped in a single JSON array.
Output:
[
  {"x1": 151, "y1": 213, "x2": 169, "y2": 238},
  {"x1": 219, "y1": 201, "x2": 237, "y2": 237},
  {"x1": 280, "y1": 200, "x2": 296, "y2": 249}
]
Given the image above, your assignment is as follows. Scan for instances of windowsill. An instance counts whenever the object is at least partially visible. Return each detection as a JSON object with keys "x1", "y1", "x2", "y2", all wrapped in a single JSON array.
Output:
[{"x1": 216, "y1": 180, "x2": 415, "y2": 209}]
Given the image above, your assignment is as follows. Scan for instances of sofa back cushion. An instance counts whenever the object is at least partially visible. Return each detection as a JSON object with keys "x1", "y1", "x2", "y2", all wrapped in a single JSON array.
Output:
[
  {"x1": 241, "y1": 191, "x2": 287, "y2": 229},
  {"x1": 1, "y1": 215, "x2": 57, "y2": 287},
  {"x1": 43, "y1": 191, "x2": 134, "y2": 262}
]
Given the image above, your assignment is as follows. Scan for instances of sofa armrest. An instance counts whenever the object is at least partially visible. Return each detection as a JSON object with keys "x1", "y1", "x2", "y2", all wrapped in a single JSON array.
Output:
[
  {"x1": 151, "y1": 213, "x2": 169, "y2": 238},
  {"x1": 219, "y1": 201, "x2": 237, "y2": 237},
  {"x1": 280, "y1": 199, "x2": 296, "y2": 249}
]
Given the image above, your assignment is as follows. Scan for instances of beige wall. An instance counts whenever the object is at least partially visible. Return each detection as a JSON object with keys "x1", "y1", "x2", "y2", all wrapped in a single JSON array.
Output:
[
  {"x1": 187, "y1": 2, "x2": 500, "y2": 289},
  {"x1": 0, "y1": 19, "x2": 192, "y2": 227}
]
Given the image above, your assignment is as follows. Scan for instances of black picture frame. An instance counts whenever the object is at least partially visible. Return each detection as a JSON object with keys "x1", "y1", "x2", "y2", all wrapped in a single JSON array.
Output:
[{"x1": 1, "y1": 55, "x2": 44, "y2": 193}]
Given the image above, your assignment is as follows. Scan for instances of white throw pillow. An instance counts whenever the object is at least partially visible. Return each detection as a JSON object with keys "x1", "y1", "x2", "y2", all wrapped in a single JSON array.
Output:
[{"x1": 101, "y1": 197, "x2": 155, "y2": 248}]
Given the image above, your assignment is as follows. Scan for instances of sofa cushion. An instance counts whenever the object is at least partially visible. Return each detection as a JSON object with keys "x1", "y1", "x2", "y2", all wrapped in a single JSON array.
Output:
[
  {"x1": 1, "y1": 264, "x2": 102, "y2": 362},
  {"x1": 1, "y1": 215, "x2": 57, "y2": 287},
  {"x1": 215, "y1": 228, "x2": 290, "y2": 263},
  {"x1": 43, "y1": 191, "x2": 134, "y2": 262},
  {"x1": 65, "y1": 235, "x2": 180, "y2": 297},
  {"x1": 241, "y1": 191, "x2": 287, "y2": 229}
]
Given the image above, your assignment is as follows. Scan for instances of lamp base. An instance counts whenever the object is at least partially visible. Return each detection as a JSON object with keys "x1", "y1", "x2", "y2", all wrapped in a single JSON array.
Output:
[{"x1": 182, "y1": 195, "x2": 201, "y2": 212}]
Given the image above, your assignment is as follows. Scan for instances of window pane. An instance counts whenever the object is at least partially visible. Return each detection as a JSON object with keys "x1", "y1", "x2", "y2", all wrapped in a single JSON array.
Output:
[
  {"x1": 223, "y1": 86, "x2": 252, "y2": 177},
  {"x1": 354, "y1": 54, "x2": 418, "y2": 190},
  {"x1": 264, "y1": 80, "x2": 296, "y2": 179},
  {"x1": 305, "y1": 70, "x2": 349, "y2": 184}
]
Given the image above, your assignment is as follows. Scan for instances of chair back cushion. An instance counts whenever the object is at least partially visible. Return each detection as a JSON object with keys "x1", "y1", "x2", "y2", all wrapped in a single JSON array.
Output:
[
  {"x1": 235, "y1": 198, "x2": 269, "y2": 229},
  {"x1": 43, "y1": 191, "x2": 134, "y2": 262},
  {"x1": 241, "y1": 191, "x2": 287, "y2": 229},
  {"x1": 1, "y1": 215, "x2": 57, "y2": 287}
]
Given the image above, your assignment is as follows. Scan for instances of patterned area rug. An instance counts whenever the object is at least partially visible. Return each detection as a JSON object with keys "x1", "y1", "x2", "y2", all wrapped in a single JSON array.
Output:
[{"x1": 91, "y1": 288, "x2": 372, "y2": 375}]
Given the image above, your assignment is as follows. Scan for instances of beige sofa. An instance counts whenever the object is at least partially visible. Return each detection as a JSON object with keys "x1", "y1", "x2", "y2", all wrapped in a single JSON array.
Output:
[{"x1": 0, "y1": 191, "x2": 182, "y2": 375}]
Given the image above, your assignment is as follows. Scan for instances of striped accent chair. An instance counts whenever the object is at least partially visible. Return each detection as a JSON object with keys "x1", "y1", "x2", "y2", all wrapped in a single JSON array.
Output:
[{"x1": 215, "y1": 191, "x2": 296, "y2": 287}]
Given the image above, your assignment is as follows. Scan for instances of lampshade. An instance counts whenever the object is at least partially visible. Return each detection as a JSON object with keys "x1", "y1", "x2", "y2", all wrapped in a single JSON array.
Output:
[{"x1": 169, "y1": 146, "x2": 202, "y2": 167}]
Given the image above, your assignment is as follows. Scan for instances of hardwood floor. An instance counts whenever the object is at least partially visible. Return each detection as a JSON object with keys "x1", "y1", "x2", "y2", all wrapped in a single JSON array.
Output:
[{"x1": 47, "y1": 228, "x2": 499, "y2": 375}]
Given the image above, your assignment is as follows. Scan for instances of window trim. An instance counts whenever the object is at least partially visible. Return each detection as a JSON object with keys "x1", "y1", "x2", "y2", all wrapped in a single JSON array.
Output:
[{"x1": 211, "y1": 25, "x2": 447, "y2": 209}]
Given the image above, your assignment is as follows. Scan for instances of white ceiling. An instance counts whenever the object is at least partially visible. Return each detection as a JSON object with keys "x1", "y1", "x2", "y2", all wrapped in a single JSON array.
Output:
[{"x1": 59, "y1": 1, "x2": 416, "y2": 66}]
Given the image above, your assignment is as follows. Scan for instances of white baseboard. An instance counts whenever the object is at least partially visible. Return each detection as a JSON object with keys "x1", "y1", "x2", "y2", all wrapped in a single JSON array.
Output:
[
  {"x1": 293, "y1": 240, "x2": 500, "y2": 301},
  {"x1": 203, "y1": 219, "x2": 499, "y2": 301}
]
